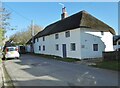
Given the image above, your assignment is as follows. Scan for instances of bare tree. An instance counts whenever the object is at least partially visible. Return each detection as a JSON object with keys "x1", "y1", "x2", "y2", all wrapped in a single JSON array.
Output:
[
  {"x1": 10, "y1": 24, "x2": 43, "y2": 45},
  {"x1": 0, "y1": 2, "x2": 10, "y2": 46},
  {"x1": 0, "y1": 3, "x2": 10, "y2": 30}
]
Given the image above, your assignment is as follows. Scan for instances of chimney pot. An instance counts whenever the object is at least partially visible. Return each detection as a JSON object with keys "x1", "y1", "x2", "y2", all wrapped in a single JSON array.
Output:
[{"x1": 61, "y1": 7, "x2": 68, "y2": 20}]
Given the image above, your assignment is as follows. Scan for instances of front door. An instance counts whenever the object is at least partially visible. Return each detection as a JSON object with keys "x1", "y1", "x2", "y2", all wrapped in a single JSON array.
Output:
[{"x1": 62, "y1": 44, "x2": 67, "y2": 58}]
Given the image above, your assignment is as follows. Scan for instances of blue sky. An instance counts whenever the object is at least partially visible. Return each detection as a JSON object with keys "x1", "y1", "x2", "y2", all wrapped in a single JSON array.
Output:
[{"x1": 3, "y1": 2, "x2": 118, "y2": 37}]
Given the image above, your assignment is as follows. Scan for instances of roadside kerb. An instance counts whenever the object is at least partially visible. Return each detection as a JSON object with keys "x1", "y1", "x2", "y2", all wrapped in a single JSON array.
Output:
[
  {"x1": 2, "y1": 61, "x2": 15, "y2": 88},
  {"x1": 0, "y1": 62, "x2": 4, "y2": 88}
]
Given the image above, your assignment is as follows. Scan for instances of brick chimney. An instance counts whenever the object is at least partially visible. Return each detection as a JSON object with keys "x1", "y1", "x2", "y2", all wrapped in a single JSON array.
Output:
[{"x1": 61, "y1": 7, "x2": 68, "y2": 20}]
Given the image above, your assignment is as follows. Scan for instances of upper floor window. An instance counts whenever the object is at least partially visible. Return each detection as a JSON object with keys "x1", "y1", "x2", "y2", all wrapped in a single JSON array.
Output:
[
  {"x1": 93, "y1": 44, "x2": 98, "y2": 51},
  {"x1": 43, "y1": 37, "x2": 45, "y2": 41},
  {"x1": 55, "y1": 34, "x2": 59, "y2": 39},
  {"x1": 101, "y1": 31, "x2": 104, "y2": 35},
  {"x1": 71, "y1": 43, "x2": 76, "y2": 51},
  {"x1": 65, "y1": 31, "x2": 70, "y2": 37}
]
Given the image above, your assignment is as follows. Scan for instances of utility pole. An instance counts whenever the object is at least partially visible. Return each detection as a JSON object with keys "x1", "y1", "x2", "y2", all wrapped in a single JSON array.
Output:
[{"x1": 31, "y1": 20, "x2": 34, "y2": 53}]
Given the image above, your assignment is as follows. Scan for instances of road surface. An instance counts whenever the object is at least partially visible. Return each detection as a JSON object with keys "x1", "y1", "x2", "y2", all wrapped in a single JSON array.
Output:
[{"x1": 3, "y1": 54, "x2": 118, "y2": 86}]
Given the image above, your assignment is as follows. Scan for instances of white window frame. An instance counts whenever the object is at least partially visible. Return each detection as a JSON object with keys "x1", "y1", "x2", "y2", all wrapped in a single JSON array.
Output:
[
  {"x1": 65, "y1": 31, "x2": 70, "y2": 37},
  {"x1": 93, "y1": 44, "x2": 98, "y2": 51},
  {"x1": 55, "y1": 34, "x2": 59, "y2": 39},
  {"x1": 71, "y1": 43, "x2": 76, "y2": 51},
  {"x1": 56, "y1": 44, "x2": 59, "y2": 51}
]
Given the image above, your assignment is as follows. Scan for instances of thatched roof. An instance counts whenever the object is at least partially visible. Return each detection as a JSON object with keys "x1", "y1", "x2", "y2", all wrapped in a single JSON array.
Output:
[
  {"x1": 27, "y1": 10, "x2": 115, "y2": 44},
  {"x1": 80, "y1": 11, "x2": 115, "y2": 34}
]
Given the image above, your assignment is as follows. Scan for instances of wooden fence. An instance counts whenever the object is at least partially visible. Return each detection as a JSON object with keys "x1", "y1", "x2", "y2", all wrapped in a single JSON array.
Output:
[{"x1": 103, "y1": 51, "x2": 120, "y2": 61}]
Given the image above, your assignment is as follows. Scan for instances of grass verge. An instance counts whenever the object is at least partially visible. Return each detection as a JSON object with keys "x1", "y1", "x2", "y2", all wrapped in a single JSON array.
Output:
[
  {"x1": 3, "y1": 63, "x2": 15, "y2": 88},
  {"x1": 27, "y1": 53, "x2": 80, "y2": 62},
  {"x1": 91, "y1": 60, "x2": 120, "y2": 71},
  {"x1": 0, "y1": 59, "x2": 2, "y2": 64}
]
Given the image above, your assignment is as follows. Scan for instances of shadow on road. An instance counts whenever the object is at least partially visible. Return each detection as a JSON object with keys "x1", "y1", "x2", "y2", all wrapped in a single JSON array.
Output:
[{"x1": 10, "y1": 54, "x2": 118, "y2": 86}]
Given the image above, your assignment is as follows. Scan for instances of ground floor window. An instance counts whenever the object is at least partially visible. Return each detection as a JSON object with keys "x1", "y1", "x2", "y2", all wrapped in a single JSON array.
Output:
[
  {"x1": 43, "y1": 45, "x2": 45, "y2": 51},
  {"x1": 71, "y1": 43, "x2": 76, "y2": 51},
  {"x1": 39, "y1": 46, "x2": 41, "y2": 51},
  {"x1": 93, "y1": 44, "x2": 98, "y2": 51},
  {"x1": 56, "y1": 44, "x2": 59, "y2": 51}
]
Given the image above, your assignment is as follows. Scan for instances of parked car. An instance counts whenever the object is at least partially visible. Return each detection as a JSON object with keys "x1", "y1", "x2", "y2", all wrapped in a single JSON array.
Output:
[{"x1": 3, "y1": 46, "x2": 20, "y2": 59}]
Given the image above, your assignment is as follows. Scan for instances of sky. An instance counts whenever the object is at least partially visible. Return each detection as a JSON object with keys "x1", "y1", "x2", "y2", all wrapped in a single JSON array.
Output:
[
  {"x1": 3, "y1": 2, "x2": 118, "y2": 37},
  {"x1": 2, "y1": 0, "x2": 119, "y2": 2}
]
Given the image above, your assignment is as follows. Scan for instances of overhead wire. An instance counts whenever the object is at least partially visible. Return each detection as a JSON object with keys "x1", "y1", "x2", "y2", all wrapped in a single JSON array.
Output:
[{"x1": 3, "y1": 3, "x2": 31, "y2": 22}]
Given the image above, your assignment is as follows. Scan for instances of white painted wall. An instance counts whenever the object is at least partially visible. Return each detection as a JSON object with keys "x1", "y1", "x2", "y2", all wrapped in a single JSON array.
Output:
[
  {"x1": 80, "y1": 28, "x2": 105, "y2": 59},
  {"x1": 81, "y1": 28, "x2": 114, "y2": 51},
  {"x1": 34, "y1": 28, "x2": 81, "y2": 59},
  {"x1": 33, "y1": 28, "x2": 113, "y2": 59}
]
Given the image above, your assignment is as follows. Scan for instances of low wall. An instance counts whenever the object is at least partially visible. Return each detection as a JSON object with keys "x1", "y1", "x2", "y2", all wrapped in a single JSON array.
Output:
[{"x1": 103, "y1": 51, "x2": 120, "y2": 61}]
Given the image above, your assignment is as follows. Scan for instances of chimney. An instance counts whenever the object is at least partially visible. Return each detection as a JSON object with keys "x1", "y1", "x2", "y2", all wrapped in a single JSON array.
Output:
[{"x1": 61, "y1": 7, "x2": 68, "y2": 20}]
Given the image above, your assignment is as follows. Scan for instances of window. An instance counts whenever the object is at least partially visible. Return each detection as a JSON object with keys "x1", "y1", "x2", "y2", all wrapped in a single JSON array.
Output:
[
  {"x1": 71, "y1": 43, "x2": 76, "y2": 51},
  {"x1": 43, "y1": 45, "x2": 45, "y2": 51},
  {"x1": 101, "y1": 31, "x2": 104, "y2": 35},
  {"x1": 55, "y1": 34, "x2": 59, "y2": 39},
  {"x1": 118, "y1": 41, "x2": 120, "y2": 45},
  {"x1": 39, "y1": 46, "x2": 41, "y2": 51},
  {"x1": 65, "y1": 31, "x2": 70, "y2": 37},
  {"x1": 93, "y1": 44, "x2": 98, "y2": 51},
  {"x1": 36, "y1": 38, "x2": 38, "y2": 42},
  {"x1": 43, "y1": 37, "x2": 45, "y2": 41},
  {"x1": 56, "y1": 44, "x2": 59, "y2": 51}
]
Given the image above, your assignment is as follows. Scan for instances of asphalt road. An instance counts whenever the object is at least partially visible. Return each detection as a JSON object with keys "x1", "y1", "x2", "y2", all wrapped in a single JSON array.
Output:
[{"x1": 3, "y1": 54, "x2": 118, "y2": 86}]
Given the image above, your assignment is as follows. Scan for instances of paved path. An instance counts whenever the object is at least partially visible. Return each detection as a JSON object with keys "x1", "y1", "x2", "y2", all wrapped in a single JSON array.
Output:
[
  {"x1": 0, "y1": 52, "x2": 3, "y2": 87},
  {"x1": 4, "y1": 54, "x2": 118, "y2": 86},
  {"x1": 0, "y1": 63, "x2": 3, "y2": 87}
]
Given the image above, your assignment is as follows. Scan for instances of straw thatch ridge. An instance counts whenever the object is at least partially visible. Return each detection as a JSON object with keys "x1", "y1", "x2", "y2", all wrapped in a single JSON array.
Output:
[
  {"x1": 27, "y1": 10, "x2": 115, "y2": 44},
  {"x1": 80, "y1": 11, "x2": 115, "y2": 34}
]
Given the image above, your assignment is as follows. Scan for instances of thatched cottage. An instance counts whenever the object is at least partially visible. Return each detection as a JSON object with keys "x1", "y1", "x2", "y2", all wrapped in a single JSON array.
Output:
[{"x1": 26, "y1": 7, "x2": 115, "y2": 59}]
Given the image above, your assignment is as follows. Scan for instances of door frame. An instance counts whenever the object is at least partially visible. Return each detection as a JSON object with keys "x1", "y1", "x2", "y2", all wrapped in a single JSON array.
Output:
[{"x1": 62, "y1": 44, "x2": 67, "y2": 58}]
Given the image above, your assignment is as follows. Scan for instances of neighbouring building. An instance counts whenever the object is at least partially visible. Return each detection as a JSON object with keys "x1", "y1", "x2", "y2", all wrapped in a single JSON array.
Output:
[
  {"x1": 113, "y1": 35, "x2": 120, "y2": 51},
  {"x1": 26, "y1": 38, "x2": 33, "y2": 53},
  {"x1": 26, "y1": 7, "x2": 115, "y2": 59}
]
